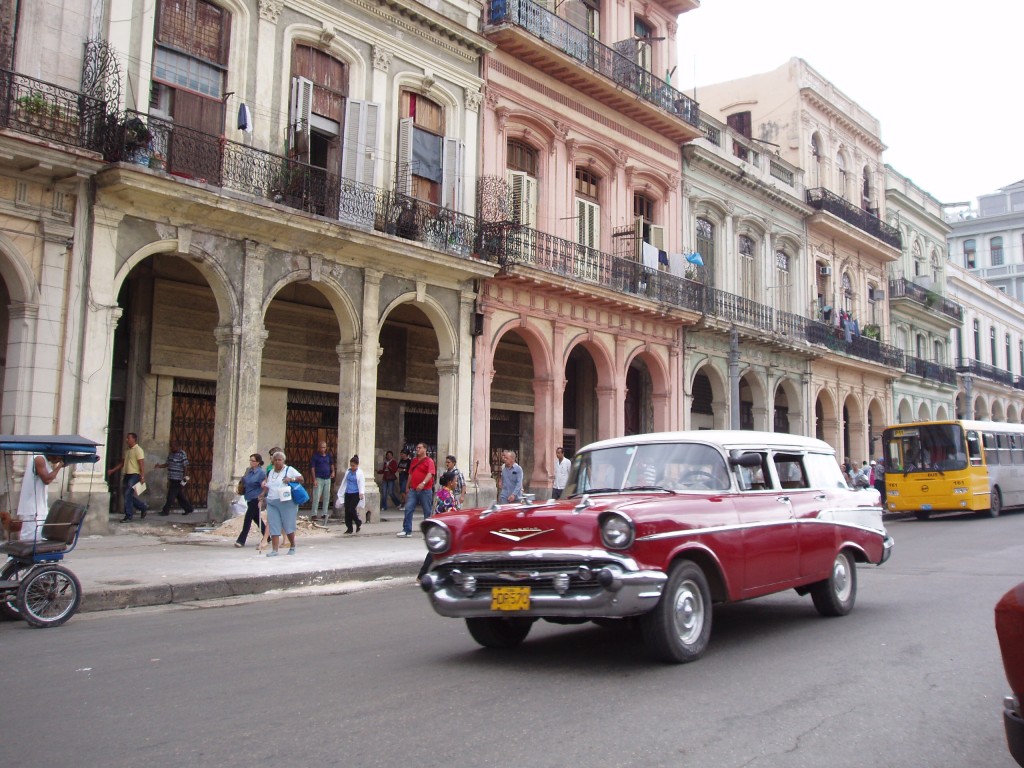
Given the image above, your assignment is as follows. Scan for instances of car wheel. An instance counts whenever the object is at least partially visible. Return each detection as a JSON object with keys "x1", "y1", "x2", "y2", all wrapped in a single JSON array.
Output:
[
  {"x1": 0, "y1": 559, "x2": 31, "y2": 620},
  {"x1": 464, "y1": 617, "x2": 534, "y2": 648},
  {"x1": 810, "y1": 550, "x2": 857, "y2": 617},
  {"x1": 640, "y1": 560, "x2": 712, "y2": 663},
  {"x1": 16, "y1": 564, "x2": 82, "y2": 628},
  {"x1": 987, "y1": 487, "x2": 1002, "y2": 518}
]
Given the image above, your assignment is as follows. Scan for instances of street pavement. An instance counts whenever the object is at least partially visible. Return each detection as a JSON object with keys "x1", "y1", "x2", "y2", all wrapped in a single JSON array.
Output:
[{"x1": 60, "y1": 508, "x2": 427, "y2": 613}]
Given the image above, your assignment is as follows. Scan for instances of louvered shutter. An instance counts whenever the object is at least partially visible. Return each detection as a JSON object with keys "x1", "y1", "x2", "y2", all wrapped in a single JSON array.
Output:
[
  {"x1": 441, "y1": 137, "x2": 463, "y2": 209},
  {"x1": 341, "y1": 99, "x2": 380, "y2": 185},
  {"x1": 396, "y1": 117, "x2": 413, "y2": 196},
  {"x1": 289, "y1": 76, "x2": 313, "y2": 162}
]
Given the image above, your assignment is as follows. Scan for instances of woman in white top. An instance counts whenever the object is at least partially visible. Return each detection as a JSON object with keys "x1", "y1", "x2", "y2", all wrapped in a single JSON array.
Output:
[
  {"x1": 17, "y1": 454, "x2": 64, "y2": 541},
  {"x1": 261, "y1": 451, "x2": 303, "y2": 556},
  {"x1": 335, "y1": 455, "x2": 365, "y2": 534}
]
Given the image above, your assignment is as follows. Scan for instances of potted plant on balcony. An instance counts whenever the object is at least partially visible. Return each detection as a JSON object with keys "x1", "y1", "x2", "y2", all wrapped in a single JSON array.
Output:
[
  {"x1": 862, "y1": 323, "x2": 881, "y2": 341},
  {"x1": 122, "y1": 116, "x2": 153, "y2": 165},
  {"x1": 15, "y1": 92, "x2": 56, "y2": 126}
]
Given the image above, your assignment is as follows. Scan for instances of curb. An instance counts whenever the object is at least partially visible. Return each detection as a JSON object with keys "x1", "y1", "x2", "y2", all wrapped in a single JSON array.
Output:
[{"x1": 79, "y1": 561, "x2": 420, "y2": 613}]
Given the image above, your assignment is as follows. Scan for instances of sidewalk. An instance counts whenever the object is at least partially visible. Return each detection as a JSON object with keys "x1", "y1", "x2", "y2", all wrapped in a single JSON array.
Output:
[{"x1": 65, "y1": 508, "x2": 426, "y2": 613}]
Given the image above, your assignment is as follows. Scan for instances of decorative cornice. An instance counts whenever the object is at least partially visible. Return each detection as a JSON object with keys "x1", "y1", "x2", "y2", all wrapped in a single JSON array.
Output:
[{"x1": 258, "y1": 0, "x2": 283, "y2": 23}]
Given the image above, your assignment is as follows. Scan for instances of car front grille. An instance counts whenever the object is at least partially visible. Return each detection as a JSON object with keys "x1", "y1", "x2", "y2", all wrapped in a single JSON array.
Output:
[{"x1": 435, "y1": 558, "x2": 620, "y2": 595}]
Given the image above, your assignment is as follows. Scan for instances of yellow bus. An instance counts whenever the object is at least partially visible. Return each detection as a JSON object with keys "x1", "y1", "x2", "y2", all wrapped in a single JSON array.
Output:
[{"x1": 880, "y1": 419, "x2": 1024, "y2": 520}]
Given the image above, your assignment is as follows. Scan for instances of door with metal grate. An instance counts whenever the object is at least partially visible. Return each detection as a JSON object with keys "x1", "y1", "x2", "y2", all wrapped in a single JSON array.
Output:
[
  {"x1": 285, "y1": 389, "x2": 338, "y2": 508},
  {"x1": 170, "y1": 378, "x2": 216, "y2": 508}
]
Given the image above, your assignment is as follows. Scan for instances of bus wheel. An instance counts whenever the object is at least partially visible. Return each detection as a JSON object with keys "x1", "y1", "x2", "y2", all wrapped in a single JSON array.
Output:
[
  {"x1": 914, "y1": 511, "x2": 931, "y2": 521},
  {"x1": 986, "y1": 487, "x2": 1002, "y2": 518}
]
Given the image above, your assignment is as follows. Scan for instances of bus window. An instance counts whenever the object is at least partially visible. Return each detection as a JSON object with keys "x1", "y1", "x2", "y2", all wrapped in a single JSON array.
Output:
[
  {"x1": 967, "y1": 431, "x2": 982, "y2": 466},
  {"x1": 984, "y1": 433, "x2": 999, "y2": 465},
  {"x1": 1012, "y1": 434, "x2": 1024, "y2": 465}
]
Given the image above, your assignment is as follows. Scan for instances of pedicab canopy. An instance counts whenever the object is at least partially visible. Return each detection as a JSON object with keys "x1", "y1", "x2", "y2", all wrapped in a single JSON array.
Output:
[{"x1": 0, "y1": 435, "x2": 100, "y2": 464}]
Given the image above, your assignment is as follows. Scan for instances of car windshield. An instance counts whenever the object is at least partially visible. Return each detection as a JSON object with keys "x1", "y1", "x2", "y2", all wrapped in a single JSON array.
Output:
[
  {"x1": 564, "y1": 442, "x2": 730, "y2": 496},
  {"x1": 882, "y1": 423, "x2": 967, "y2": 474}
]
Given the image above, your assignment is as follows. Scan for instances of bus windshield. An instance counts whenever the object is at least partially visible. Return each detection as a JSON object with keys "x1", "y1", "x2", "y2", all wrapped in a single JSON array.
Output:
[{"x1": 882, "y1": 423, "x2": 967, "y2": 474}]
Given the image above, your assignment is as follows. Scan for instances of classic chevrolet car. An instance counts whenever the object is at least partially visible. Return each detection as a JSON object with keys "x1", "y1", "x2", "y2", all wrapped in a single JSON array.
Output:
[
  {"x1": 996, "y1": 582, "x2": 1024, "y2": 766},
  {"x1": 420, "y1": 431, "x2": 893, "y2": 662}
]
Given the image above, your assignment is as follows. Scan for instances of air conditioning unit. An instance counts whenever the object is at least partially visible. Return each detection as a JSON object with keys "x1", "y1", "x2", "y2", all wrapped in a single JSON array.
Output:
[
  {"x1": 819, "y1": 266, "x2": 833, "y2": 276},
  {"x1": 870, "y1": 288, "x2": 885, "y2": 301}
]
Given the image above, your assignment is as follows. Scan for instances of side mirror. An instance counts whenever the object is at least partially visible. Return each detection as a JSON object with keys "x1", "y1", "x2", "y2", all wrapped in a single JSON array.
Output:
[{"x1": 728, "y1": 450, "x2": 763, "y2": 468}]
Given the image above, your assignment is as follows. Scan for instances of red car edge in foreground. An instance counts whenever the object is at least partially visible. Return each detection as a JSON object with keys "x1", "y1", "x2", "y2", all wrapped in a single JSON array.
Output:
[
  {"x1": 420, "y1": 431, "x2": 893, "y2": 663},
  {"x1": 996, "y1": 582, "x2": 1024, "y2": 766}
]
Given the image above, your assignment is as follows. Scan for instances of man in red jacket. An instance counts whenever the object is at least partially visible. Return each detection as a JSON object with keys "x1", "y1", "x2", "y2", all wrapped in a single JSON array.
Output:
[{"x1": 398, "y1": 442, "x2": 434, "y2": 538}]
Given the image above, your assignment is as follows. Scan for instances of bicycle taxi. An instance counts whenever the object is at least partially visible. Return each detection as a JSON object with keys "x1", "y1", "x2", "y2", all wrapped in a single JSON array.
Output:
[{"x1": 0, "y1": 434, "x2": 100, "y2": 627}]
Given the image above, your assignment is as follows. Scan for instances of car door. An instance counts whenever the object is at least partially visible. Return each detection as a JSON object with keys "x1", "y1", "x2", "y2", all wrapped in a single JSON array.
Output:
[
  {"x1": 732, "y1": 450, "x2": 800, "y2": 594},
  {"x1": 774, "y1": 452, "x2": 835, "y2": 579}
]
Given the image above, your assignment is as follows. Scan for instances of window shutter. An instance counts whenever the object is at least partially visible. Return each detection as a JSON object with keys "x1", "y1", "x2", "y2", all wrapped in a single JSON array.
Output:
[
  {"x1": 577, "y1": 199, "x2": 599, "y2": 249},
  {"x1": 633, "y1": 215, "x2": 644, "y2": 260},
  {"x1": 341, "y1": 99, "x2": 380, "y2": 185},
  {"x1": 289, "y1": 76, "x2": 313, "y2": 162},
  {"x1": 509, "y1": 171, "x2": 537, "y2": 227},
  {"x1": 396, "y1": 117, "x2": 413, "y2": 195},
  {"x1": 649, "y1": 224, "x2": 665, "y2": 251},
  {"x1": 441, "y1": 137, "x2": 463, "y2": 209}
]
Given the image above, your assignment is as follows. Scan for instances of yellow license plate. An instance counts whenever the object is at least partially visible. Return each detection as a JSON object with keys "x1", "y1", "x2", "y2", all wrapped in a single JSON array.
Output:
[{"x1": 490, "y1": 586, "x2": 531, "y2": 611}]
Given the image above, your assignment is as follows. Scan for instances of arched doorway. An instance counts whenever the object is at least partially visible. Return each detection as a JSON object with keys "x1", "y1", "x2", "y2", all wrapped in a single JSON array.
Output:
[{"x1": 489, "y1": 329, "x2": 535, "y2": 485}]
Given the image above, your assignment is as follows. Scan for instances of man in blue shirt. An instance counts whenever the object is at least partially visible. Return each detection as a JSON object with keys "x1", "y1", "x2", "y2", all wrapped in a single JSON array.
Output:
[
  {"x1": 156, "y1": 440, "x2": 193, "y2": 516},
  {"x1": 310, "y1": 441, "x2": 335, "y2": 525},
  {"x1": 498, "y1": 450, "x2": 523, "y2": 504}
]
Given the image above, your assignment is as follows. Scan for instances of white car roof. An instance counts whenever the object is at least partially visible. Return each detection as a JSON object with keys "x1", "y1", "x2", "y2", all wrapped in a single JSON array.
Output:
[{"x1": 579, "y1": 430, "x2": 836, "y2": 455}]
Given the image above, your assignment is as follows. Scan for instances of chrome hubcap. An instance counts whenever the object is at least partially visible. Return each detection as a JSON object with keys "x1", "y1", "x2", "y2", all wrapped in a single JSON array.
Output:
[
  {"x1": 833, "y1": 556, "x2": 851, "y2": 601},
  {"x1": 673, "y1": 579, "x2": 703, "y2": 644}
]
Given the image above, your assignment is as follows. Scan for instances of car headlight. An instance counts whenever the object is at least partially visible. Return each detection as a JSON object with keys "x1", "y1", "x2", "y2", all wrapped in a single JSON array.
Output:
[
  {"x1": 599, "y1": 512, "x2": 634, "y2": 550},
  {"x1": 423, "y1": 521, "x2": 450, "y2": 554}
]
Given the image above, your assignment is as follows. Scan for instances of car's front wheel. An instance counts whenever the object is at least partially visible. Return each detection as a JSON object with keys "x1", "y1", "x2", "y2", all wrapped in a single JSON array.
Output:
[
  {"x1": 810, "y1": 550, "x2": 857, "y2": 617},
  {"x1": 465, "y1": 617, "x2": 534, "y2": 648},
  {"x1": 640, "y1": 560, "x2": 712, "y2": 663}
]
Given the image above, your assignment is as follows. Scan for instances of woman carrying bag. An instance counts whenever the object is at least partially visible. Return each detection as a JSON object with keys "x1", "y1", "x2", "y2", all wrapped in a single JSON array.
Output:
[
  {"x1": 235, "y1": 453, "x2": 267, "y2": 548},
  {"x1": 262, "y1": 450, "x2": 303, "y2": 556},
  {"x1": 335, "y1": 455, "x2": 365, "y2": 534}
]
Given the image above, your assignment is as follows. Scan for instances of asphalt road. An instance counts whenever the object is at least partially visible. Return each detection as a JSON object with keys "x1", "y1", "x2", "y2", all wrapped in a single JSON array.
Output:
[{"x1": 2, "y1": 512, "x2": 1022, "y2": 768}]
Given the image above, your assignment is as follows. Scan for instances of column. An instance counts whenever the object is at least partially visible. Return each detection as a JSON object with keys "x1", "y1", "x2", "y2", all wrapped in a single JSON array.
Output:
[
  {"x1": 254, "y1": 0, "x2": 283, "y2": 149},
  {"x1": 530, "y1": 376, "x2": 554, "y2": 493},
  {"x1": 0, "y1": 303, "x2": 38, "y2": 436},
  {"x1": 210, "y1": 323, "x2": 242, "y2": 519},
  {"x1": 354, "y1": 268, "x2": 379, "y2": 504}
]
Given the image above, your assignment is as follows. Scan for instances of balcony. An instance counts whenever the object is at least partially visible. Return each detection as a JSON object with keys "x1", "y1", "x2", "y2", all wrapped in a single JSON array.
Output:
[
  {"x1": 102, "y1": 110, "x2": 486, "y2": 263},
  {"x1": 0, "y1": 69, "x2": 106, "y2": 160},
  {"x1": 485, "y1": 0, "x2": 701, "y2": 143},
  {"x1": 806, "y1": 187, "x2": 902, "y2": 250},
  {"x1": 888, "y1": 278, "x2": 963, "y2": 323},
  {"x1": 694, "y1": 114, "x2": 803, "y2": 195},
  {"x1": 905, "y1": 355, "x2": 958, "y2": 386},
  {"x1": 804, "y1": 321, "x2": 905, "y2": 368},
  {"x1": 956, "y1": 358, "x2": 1016, "y2": 387}
]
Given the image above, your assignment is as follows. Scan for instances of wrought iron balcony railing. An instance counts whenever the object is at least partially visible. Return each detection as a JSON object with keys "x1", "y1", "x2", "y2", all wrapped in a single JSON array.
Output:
[
  {"x1": 805, "y1": 321, "x2": 905, "y2": 368},
  {"x1": 0, "y1": 69, "x2": 106, "y2": 152},
  {"x1": 956, "y1": 358, "x2": 1016, "y2": 387},
  {"x1": 101, "y1": 110, "x2": 485, "y2": 262},
  {"x1": 487, "y1": 0, "x2": 700, "y2": 128},
  {"x1": 905, "y1": 355, "x2": 958, "y2": 386},
  {"x1": 888, "y1": 277, "x2": 963, "y2": 322},
  {"x1": 806, "y1": 187, "x2": 902, "y2": 250}
]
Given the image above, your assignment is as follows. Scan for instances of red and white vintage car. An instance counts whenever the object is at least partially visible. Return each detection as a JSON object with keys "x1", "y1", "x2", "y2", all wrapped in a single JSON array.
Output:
[
  {"x1": 420, "y1": 431, "x2": 893, "y2": 662},
  {"x1": 996, "y1": 582, "x2": 1024, "y2": 766}
]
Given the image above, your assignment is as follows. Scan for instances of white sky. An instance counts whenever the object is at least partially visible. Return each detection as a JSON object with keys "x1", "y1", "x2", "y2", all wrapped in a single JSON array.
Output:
[{"x1": 676, "y1": 0, "x2": 1023, "y2": 205}]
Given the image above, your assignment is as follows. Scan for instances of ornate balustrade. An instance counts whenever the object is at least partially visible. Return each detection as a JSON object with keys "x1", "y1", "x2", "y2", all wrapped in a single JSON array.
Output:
[
  {"x1": 806, "y1": 187, "x2": 902, "y2": 249},
  {"x1": 0, "y1": 69, "x2": 105, "y2": 152},
  {"x1": 888, "y1": 277, "x2": 963, "y2": 322},
  {"x1": 956, "y1": 358, "x2": 1016, "y2": 387},
  {"x1": 905, "y1": 355, "x2": 958, "y2": 386}
]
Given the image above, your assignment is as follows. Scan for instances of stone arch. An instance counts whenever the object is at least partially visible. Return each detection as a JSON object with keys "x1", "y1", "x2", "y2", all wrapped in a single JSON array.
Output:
[
  {"x1": 628, "y1": 168, "x2": 671, "y2": 201},
  {"x1": 738, "y1": 369, "x2": 767, "y2": 431},
  {"x1": 563, "y1": 331, "x2": 614, "y2": 390},
  {"x1": 992, "y1": 399, "x2": 1005, "y2": 422},
  {"x1": 0, "y1": 233, "x2": 40, "y2": 304},
  {"x1": 115, "y1": 239, "x2": 238, "y2": 328},
  {"x1": 1007, "y1": 403, "x2": 1019, "y2": 423},
  {"x1": 974, "y1": 395, "x2": 989, "y2": 420},
  {"x1": 772, "y1": 376, "x2": 803, "y2": 434},
  {"x1": 488, "y1": 315, "x2": 554, "y2": 382},
  {"x1": 503, "y1": 112, "x2": 559, "y2": 153},
  {"x1": 935, "y1": 404, "x2": 949, "y2": 421},
  {"x1": 897, "y1": 397, "x2": 913, "y2": 423},
  {"x1": 689, "y1": 360, "x2": 727, "y2": 430},
  {"x1": 917, "y1": 401, "x2": 931, "y2": 422},
  {"x1": 813, "y1": 386, "x2": 838, "y2": 447},
  {"x1": 625, "y1": 345, "x2": 671, "y2": 432},
  {"x1": 376, "y1": 291, "x2": 458, "y2": 360},
  {"x1": 842, "y1": 391, "x2": 865, "y2": 463}
]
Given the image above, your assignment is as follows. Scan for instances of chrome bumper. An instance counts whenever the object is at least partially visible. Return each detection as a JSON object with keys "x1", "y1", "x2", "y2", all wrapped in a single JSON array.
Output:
[
  {"x1": 422, "y1": 561, "x2": 668, "y2": 619},
  {"x1": 880, "y1": 535, "x2": 895, "y2": 565}
]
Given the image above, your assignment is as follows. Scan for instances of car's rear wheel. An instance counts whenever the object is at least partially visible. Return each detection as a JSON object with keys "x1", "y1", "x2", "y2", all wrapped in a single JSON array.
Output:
[
  {"x1": 987, "y1": 487, "x2": 1003, "y2": 518},
  {"x1": 640, "y1": 560, "x2": 712, "y2": 663},
  {"x1": 465, "y1": 617, "x2": 534, "y2": 648},
  {"x1": 810, "y1": 550, "x2": 857, "y2": 617}
]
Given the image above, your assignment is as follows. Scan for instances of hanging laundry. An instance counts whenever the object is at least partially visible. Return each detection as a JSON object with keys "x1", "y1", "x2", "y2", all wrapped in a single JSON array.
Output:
[
  {"x1": 641, "y1": 241, "x2": 660, "y2": 270},
  {"x1": 237, "y1": 103, "x2": 253, "y2": 133}
]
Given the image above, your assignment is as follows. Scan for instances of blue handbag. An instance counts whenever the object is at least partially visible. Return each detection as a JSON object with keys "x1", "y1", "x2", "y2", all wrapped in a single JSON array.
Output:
[{"x1": 286, "y1": 467, "x2": 310, "y2": 505}]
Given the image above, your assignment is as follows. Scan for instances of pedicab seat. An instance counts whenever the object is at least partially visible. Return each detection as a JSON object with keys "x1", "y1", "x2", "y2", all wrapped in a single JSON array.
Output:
[{"x1": 0, "y1": 500, "x2": 88, "y2": 560}]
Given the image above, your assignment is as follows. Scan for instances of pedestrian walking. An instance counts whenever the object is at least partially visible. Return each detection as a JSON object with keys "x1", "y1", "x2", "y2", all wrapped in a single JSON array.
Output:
[
  {"x1": 262, "y1": 450, "x2": 302, "y2": 556},
  {"x1": 399, "y1": 443, "x2": 434, "y2": 537},
  {"x1": 443, "y1": 455, "x2": 466, "y2": 508},
  {"x1": 376, "y1": 450, "x2": 402, "y2": 515},
  {"x1": 335, "y1": 455, "x2": 365, "y2": 534},
  {"x1": 107, "y1": 432, "x2": 148, "y2": 521},
  {"x1": 552, "y1": 446, "x2": 571, "y2": 499},
  {"x1": 155, "y1": 440, "x2": 193, "y2": 516},
  {"x1": 497, "y1": 449, "x2": 523, "y2": 504},
  {"x1": 309, "y1": 441, "x2": 335, "y2": 526},
  {"x1": 235, "y1": 453, "x2": 267, "y2": 547}
]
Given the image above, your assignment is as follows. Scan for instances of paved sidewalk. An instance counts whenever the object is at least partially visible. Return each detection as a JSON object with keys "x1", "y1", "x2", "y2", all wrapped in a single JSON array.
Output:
[{"x1": 60, "y1": 509, "x2": 427, "y2": 613}]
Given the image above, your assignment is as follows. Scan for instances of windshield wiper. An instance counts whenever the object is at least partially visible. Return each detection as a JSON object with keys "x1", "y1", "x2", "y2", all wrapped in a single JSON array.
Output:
[{"x1": 622, "y1": 485, "x2": 677, "y2": 495}]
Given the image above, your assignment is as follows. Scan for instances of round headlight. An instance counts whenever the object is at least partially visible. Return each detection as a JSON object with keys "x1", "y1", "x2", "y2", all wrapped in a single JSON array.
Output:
[
  {"x1": 600, "y1": 513, "x2": 634, "y2": 550},
  {"x1": 424, "y1": 521, "x2": 451, "y2": 554}
]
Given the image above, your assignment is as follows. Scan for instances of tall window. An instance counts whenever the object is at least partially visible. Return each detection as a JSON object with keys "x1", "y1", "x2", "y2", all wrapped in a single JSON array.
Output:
[
  {"x1": 810, "y1": 133, "x2": 823, "y2": 187},
  {"x1": 861, "y1": 165, "x2": 872, "y2": 210},
  {"x1": 841, "y1": 272, "x2": 853, "y2": 312},
  {"x1": 575, "y1": 167, "x2": 601, "y2": 279},
  {"x1": 775, "y1": 249, "x2": 791, "y2": 313},
  {"x1": 1007, "y1": 333, "x2": 1013, "y2": 374},
  {"x1": 836, "y1": 152, "x2": 847, "y2": 197},
  {"x1": 506, "y1": 139, "x2": 538, "y2": 257},
  {"x1": 633, "y1": 17, "x2": 652, "y2": 72},
  {"x1": 290, "y1": 45, "x2": 347, "y2": 172},
  {"x1": 991, "y1": 327, "x2": 998, "y2": 365},
  {"x1": 934, "y1": 339, "x2": 944, "y2": 364},
  {"x1": 696, "y1": 217, "x2": 715, "y2": 284},
  {"x1": 931, "y1": 249, "x2": 941, "y2": 282},
  {"x1": 151, "y1": 0, "x2": 229, "y2": 134},
  {"x1": 633, "y1": 192, "x2": 661, "y2": 250},
  {"x1": 973, "y1": 319, "x2": 980, "y2": 360},
  {"x1": 991, "y1": 236, "x2": 1004, "y2": 266},
  {"x1": 564, "y1": 0, "x2": 599, "y2": 39},
  {"x1": 916, "y1": 334, "x2": 925, "y2": 359},
  {"x1": 398, "y1": 91, "x2": 445, "y2": 203},
  {"x1": 964, "y1": 239, "x2": 976, "y2": 269},
  {"x1": 912, "y1": 240, "x2": 924, "y2": 277},
  {"x1": 738, "y1": 234, "x2": 756, "y2": 299}
]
